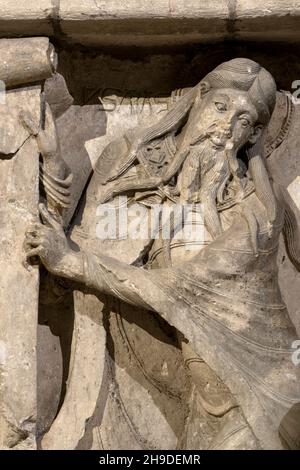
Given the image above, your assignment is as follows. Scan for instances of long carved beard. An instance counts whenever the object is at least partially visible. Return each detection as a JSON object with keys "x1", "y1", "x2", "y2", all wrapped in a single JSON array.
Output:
[
  {"x1": 178, "y1": 138, "x2": 232, "y2": 239},
  {"x1": 177, "y1": 124, "x2": 278, "y2": 246}
]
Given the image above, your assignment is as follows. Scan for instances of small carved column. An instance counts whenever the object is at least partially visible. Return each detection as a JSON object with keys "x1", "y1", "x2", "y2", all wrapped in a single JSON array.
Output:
[{"x1": 0, "y1": 38, "x2": 54, "y2": 449}]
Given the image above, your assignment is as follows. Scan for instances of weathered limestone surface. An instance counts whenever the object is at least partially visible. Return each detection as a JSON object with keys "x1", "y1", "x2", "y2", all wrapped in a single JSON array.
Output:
[
  {"x1": 236, "y1": 0, "x2": 300, "y2": 41},
  {"x1": 269, "y1": 103, "x2": 300, "y2": 337},
  {"x1": 58, "y1": 0, "x2": 228, "y2": 46},
  {"x1": 0, "y1": 1, "x2": 53, "y2": 37},
  {"x1": 41, "y1": 293, "x2": 107, "y2": 450},
  {"x1": 33, "y1": 47, "x2": 300, "y2": 451},
  {"x1": 31, "y1": 48, "x2": 300, "y2": 451},
  {"x1": 0, "y1": 5, "x2": 300, "y2": 450},
  {"x1": 1, "y1": 1, "x2": 300, "y2": 45},
  {"x1": 0, "y1": 37, "x2": 54, "y2": 88},
  {"x1": 0, "y1": 37, "x2": 54, "y2": 450},
  {"x1": 0, "y1": 87, "x2": 42, "y2": 449}
]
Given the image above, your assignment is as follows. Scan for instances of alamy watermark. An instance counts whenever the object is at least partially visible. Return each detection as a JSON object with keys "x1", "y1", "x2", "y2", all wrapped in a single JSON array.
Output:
[
  {"x1": 95, "y1": 197, "x2": 205, "y2": 249},
  {"x1": 291, "y1": 80, "x2": 300, "y2": 104},
  {"x1": 291, "y1": 340, "x2": 300, "y2": 366}
]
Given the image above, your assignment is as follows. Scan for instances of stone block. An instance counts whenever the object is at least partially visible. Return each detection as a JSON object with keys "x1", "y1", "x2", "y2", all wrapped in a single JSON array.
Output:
[{"x1": 0, "y1": 1, "x2": 53, "y2": 37}]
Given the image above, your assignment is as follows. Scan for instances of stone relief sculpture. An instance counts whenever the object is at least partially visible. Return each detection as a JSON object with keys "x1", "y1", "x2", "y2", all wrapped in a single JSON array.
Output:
[
  {"x1": 1, "y1": 39, "x2": 300, "y2": 450},
  {"x1": 21, "y1": 57, "x2": 300, "y2": 450}
]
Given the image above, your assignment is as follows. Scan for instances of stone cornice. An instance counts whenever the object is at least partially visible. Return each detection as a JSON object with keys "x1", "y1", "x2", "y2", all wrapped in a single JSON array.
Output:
[{"x1": 0, "y1": 1, "x2": 300, "y2": 46}]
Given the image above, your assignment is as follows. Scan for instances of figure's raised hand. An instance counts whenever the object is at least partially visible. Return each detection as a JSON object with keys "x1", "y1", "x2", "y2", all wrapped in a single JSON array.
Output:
[
  {"x1": 20, "y1": 102, "x2": 59, "y2": 161},
  {"x1": 24, "y1": 204, "x2": 71, "y2": 277}
]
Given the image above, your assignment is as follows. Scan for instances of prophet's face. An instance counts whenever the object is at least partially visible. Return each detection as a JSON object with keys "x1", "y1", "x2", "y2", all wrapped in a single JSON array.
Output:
[{"x1": 189, "y1": 87, "x2": 262, "y2": 153}]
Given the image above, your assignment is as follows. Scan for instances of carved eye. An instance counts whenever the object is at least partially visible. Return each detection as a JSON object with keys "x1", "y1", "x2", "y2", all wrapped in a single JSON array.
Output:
[
  {"x1": 215, "y1": 101, "x2": 227, "y2": 112},
  {"x1": 240, "y1": 118, "x2": 250, "y2": 128}
]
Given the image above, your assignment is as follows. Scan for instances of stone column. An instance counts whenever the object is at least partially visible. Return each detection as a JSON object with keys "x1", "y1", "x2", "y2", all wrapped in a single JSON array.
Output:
[{"x1": 0, "y1": 37, "x2": 53, "y2": 449}]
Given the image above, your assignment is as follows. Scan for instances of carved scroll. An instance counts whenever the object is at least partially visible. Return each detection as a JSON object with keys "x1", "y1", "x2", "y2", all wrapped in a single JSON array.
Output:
[{"x1": 0, "y1": 37, "x2": 54, "y2": 88}]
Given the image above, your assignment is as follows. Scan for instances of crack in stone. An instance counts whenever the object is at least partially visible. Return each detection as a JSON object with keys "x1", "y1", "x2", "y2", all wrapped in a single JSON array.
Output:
[{"x1": 0, "y1": 133, "x2": 32, "y2": 161}]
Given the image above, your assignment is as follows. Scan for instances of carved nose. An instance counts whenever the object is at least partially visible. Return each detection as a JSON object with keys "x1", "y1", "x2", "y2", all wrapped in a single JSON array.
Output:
[
  {"x1": 214, "y1": 126, "x2": 232, "y2": 141},
  {"x1": 221, "y1": 123, "x2": 232, "y2": 138}
]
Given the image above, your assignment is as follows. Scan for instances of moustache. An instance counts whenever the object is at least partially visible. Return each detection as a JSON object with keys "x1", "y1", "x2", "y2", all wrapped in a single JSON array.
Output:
[
  {"x1": 189, "y1": 121, "x2": 218, "y2": 147},
  {"x1": 189, "y1": 132, "x2": 240, "y2": 176},
  {"x1": 189, "y1": 132, "x2": 210, "y2": 147}
]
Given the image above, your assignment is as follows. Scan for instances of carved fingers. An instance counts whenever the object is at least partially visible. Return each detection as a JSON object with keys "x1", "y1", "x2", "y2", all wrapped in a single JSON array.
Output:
[
  {"x1": 24, "y1": 204, "x2": 69, "y2": 275},
  {"x1": 24, "y1": 224, "x2": 51, "y2": 263},
  {"x1": 20, "y1": 103, "x2": 59, "y2": 159},
  {"x1": 25, "y1": 224, "x2": 47, "y2": 242}
]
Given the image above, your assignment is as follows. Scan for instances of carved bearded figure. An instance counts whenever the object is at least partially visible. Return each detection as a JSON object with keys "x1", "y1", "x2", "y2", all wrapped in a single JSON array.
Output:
[{"x1": 24, "y1": 59, "x2": 300, "y2": 450}]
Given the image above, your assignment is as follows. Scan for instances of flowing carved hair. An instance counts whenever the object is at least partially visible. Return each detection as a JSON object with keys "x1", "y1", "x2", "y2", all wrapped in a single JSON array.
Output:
[
  {"x1": 106, "y1": 59, "x2": 278, "y2": 229},
  {"x1": 204, "y1": 58, "x2": 278, "y2": 228},
  {"x1": 141, "y1": 59, "x2": 277, "y2": 226}
]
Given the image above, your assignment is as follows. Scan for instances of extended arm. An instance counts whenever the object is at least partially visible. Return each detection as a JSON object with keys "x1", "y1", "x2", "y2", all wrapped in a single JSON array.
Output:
[
  {"x1": 79, "y1": 250, "x2": 153, "y2": 310},
  {"x1": 25, "y1": 204, "x2": 153, "y2": 310}
]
